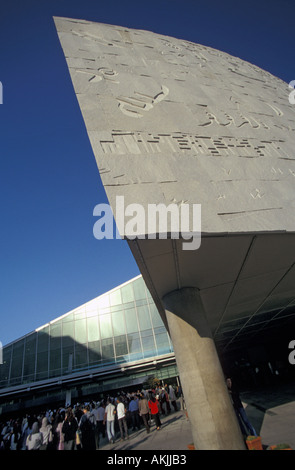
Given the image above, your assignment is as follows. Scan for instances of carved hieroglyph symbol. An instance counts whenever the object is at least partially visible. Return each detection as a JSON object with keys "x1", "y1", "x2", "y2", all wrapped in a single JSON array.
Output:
[
  {"x1": 250, "y1": 189, "x2": 265, "y2": 199},
  {"x1": 117, "y1": 86, "x2": 169, "y2": 118},
  {"x1": 76, "y1": 67, "x2": 119, "y2": 83}
]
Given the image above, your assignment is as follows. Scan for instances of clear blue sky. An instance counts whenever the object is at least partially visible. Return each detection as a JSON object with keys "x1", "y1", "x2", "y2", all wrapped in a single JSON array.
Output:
[{"x1": 0, "y1": 0, "x2": 294, "y2": 346}]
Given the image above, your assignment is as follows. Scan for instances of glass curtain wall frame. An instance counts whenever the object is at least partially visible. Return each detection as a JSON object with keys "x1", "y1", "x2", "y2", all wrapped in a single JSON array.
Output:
[{"x1": 0, "y1": 276, "x2": 173, "y2": 389}]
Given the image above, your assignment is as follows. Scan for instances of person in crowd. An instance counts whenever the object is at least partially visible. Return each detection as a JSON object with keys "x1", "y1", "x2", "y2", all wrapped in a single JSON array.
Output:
[
  {"x1": 20, "y1": 416, "x2": 30, "y2": 450},
  {"x1": 54, "y1": 412, "x2": 65, "y2": 450},
  {"x1": 79, "y1": 405, "x2": 96, "y2": 450},
  {"x1": 148, "y1": 394, "x2": 161, "y2": 431},
  {"x1": 103, "y1": 399, "x2": 116, "y2": 444},
  {"x1": 138, "y1": 394, "x2": 150, "y2": 434},
  {"x1": 96, "y1": 401, "x2": 106, "y2": 443},
  {"x1": 26, "y1": 422, "x2": 43, "y2": 450},
  {"x1": 116, "y1": 396, "x2": 128, "y2": 441},
  {"x1": 91, "y1": 403, "x2": 100, "y2": 450},
  {"x1": 169, "y1": 385, "x2": 178, "y2": 412},
  {"x1": 163, "y1": 386, "x2": 171, "y2": 414},
  {"x1": 176, "y1": 384, "x2": 185, "y2": 410},
  {"x1": 129, "y1": 396, "x2": 141, "y2": 431},
  {"x1": 158, "y1": 389, "x2": 166, "y2": 415},
  {"x1": 226, "y1": 377, "x2": 257, "y2": 437},
  {"x1": 39, "y1": 417, "x2": 53, "y2": 450},
  {"x1": 0, "y1": 383, "x2": 182, "y2": 449},
  {"x1": 62, "y1": 407, "x2": 78, "y2": 450},
  {"x1": 10, "y1": 422, "x2": 21, "y2": 450}
]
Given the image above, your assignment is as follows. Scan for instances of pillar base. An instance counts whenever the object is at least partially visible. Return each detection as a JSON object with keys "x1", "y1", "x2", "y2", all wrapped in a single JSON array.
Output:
[{"x1": 163, "y1": 287, "x2": 246, "y2": 450}]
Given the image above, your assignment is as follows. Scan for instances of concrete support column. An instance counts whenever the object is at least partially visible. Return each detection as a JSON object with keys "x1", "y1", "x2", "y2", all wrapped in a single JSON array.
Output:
[{"x1": 163, "y1": 287, "x2": 246, "y2": 450}]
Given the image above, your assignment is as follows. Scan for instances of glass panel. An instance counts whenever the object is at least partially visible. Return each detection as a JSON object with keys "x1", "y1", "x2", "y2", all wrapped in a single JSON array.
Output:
[
  {"x1": 23, "y1": 334, "x2": 36, "y2": 381},
  {"x1": 25, "y1": 333, "x2": 37, "y2": 353},
  {"x1": 36, "y1": 351, "x2": 49, "y2": 380},
  {"x1": 74, "y1": 308, "x2": 85, "y2": 320},
  {"x1": 125, "y1": 308, "x2": 139, "y2": 334},
  {"x1": 88, "y1": 340, "x2": 101, "y2": 364},
  {"x1": 121, "y1": 283, "x2": 134, "y2": 303},
  {"x1": 133, "y1": 277, "x2": 147, "y2": 300},
  {"x1": 75, "y1": 319, "x2": 87, "y2": 344},
  {"x1": 101, "y1": 338, "x2": 115, "y2": 362},
  {"x1": 135, "y1": 299, "x2": 149, "y2": 306},
  {"x1": 149, "y1": 304, "x2": 164, "y2": 328},
  {"x1": 127, "y1": 332, "x2": 142, "y2": 355},
  {"x1": 111, "y1": 310, "x2": 126, "y2": 336},
  {"x1": 141, "y1": 334, "x2": 156, "y2": 355},
  {"x1": 141, "y1": 328, "x2": 153, "y2": 338},
  {"x1": 122, "y1": 301, "x2": 134, "y2": 309},
  {"x1": 12, "y1": 339, "x2": 25, "y2": 356},
  {"x1": 62, "y1": 347, "x2": 74, "y2": 374},
  {"x1": 62, "y1": 313, "x2": 74, "y2": 322},
  {"x1": 36, "y1": 329, "x2": 49, "y2": 379},
  {"x1": 110, "y1": 288, "x2": 122, "y2": 306},
  {"x1": 87, "y1": 316, "x2": 100, "y2": 342},
  {"x1": 97, "y1": 294, "x2": 110, "y2": 311},
  {"x1": 0, "y1": 346, "x2": 11, "y2": 386},
  {"x1": 137, "y1": 305, "x2": 152, "y2": 330},
  {"x1": 114, "y1": 335, "x2": 128, "y2": 357},
  {"x1": 155, "y1": 332, "x2": 172, "y2": 355},
  {"x1": 85, "y1": 299, "x2": 99, "y2": 318},
  {"x1": 37, "y1": 327, "x2": 49, "y2": 353},
  {"x1": 74, "y1": 344, "x2": 88, "y2": 369},
  {"x1": 99, "y1": 314, "x2": 113, "y2": 339},
  {"x1": 50, "y1": 321, "x2": 61, "y2": 337},
  {"x1": 110, "y1": 304, "x2": 124, "y2": 313},
  {"x1": 50, "y1": 322, "x2": 61, "y2": 351},
  {"x1": 99, "y1": 307, "x2": 111, "y2": 315},
  {"x1": 49, "y1": 349, "x2": 61, "y2": 376},
  {"x1": 10, "y1": 340, "x2": 24, "y2": 380},
  {"x1": 62, "y1": 321, "x2": 75, "y2": 346},
  {"x1": 146, "y1": 285, "x2": 153, "y2": 300}
]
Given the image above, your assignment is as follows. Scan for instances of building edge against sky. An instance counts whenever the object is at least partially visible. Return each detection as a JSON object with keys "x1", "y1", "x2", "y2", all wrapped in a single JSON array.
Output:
[
  {"x1": 0, "y1": 275, "x2": 178, "y2": 417},
  {"x1": 53, "y1": 17, "x2": 295, "y2": 450}
]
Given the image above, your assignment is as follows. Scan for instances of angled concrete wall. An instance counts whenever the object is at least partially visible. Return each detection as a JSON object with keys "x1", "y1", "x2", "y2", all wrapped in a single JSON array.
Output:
[
  {"x1": 55, "y1": 17, "x2": 295, "y2": 449},
  {"x1": 55, "y1": 16, "x2": 295, "y2": 237}
]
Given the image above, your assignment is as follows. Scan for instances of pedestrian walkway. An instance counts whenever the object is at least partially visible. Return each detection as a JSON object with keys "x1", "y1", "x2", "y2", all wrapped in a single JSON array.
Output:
[
  {"x1": 98, "y1": 381, "x2": 295, "y2": 450},
  {"x1": 241, "y1": 379, "x2": 295, "y2": 450},
  {"x1": 99, "y1": 409, "x2": 193, "y2": 451}
]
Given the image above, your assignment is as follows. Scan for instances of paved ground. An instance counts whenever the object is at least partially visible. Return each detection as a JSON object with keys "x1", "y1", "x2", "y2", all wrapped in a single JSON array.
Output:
[
  {"x1": 98, "y1": 380, "x2": 295, "y2": 451},
  {"x1": 241, "y1": 379, "x2": 295, "y2": 450},
  {"x1": 99, "y1": 408, "x2": 193, "y2": 451}
]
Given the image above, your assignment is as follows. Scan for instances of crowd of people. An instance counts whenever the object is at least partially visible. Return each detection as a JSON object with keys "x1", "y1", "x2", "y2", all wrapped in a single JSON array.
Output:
[{"x1": 0, "y1": 383, "x2": 183, "y2": 451}]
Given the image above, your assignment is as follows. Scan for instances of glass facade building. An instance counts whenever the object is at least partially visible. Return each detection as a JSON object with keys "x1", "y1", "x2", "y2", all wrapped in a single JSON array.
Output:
[{"x1": 0, "y1": 276, "x2": 177, "y2": 415}]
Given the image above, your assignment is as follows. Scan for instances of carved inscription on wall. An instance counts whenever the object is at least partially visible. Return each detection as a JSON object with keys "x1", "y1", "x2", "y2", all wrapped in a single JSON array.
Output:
[
  {"x1": 99, "y1": 131, "x2": 291, "y2": 160},
  {"x1": 55, "y1": 18, "x2": 295, "y2": 232}
]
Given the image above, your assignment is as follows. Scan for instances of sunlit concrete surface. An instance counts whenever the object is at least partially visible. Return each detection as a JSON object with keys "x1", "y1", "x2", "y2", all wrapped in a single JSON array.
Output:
[{"x1": 55, "y1": 17, "x2": 295, "y2": 449}]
